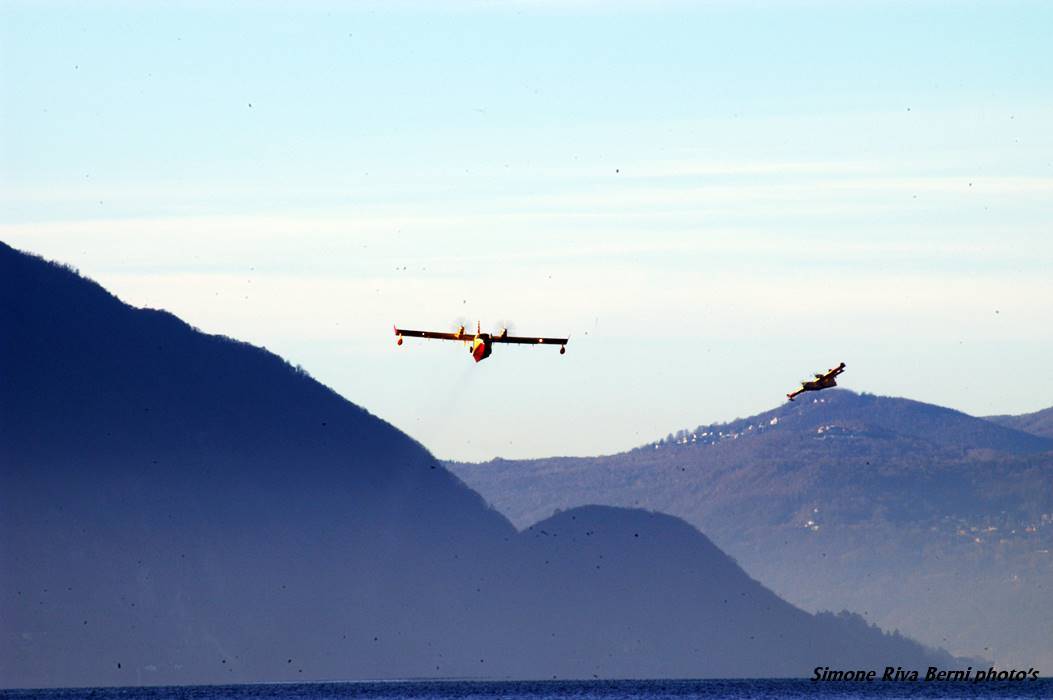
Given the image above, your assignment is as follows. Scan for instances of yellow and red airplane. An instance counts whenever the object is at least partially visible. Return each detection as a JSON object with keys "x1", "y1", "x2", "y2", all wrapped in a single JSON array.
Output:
[
  {"x1": 394, "y1": 322, "x2": 568, "y2": 363},
  {"x1": 787, "y1": 362, "x2": 846, "y2": 401}
]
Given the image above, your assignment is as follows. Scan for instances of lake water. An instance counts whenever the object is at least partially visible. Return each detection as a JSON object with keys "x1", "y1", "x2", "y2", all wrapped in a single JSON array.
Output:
[{"x1": 2, "y1": 680, "x2": 1051, "y2": 700}]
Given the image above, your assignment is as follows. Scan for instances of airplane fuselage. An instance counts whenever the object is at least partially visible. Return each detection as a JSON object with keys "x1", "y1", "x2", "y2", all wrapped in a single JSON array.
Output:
[
  {"x1": 802, "y1": 375, "x2": 838, "y2": 391},
  {"x1": 471, "y1": 334, "x2": 493, "y2": 362}
]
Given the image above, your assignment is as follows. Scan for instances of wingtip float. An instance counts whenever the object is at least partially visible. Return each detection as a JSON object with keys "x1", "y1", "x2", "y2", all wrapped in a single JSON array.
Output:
[
  {"x1": 394, "y1": 321, "x2": 568, "y2": 363},
  {"x1": 786, "y1": 362, "x2": 846, "y2": 401}
]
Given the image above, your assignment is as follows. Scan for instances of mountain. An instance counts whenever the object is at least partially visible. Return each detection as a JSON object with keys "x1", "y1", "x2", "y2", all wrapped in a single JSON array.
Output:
[
  {"x1": 0, "y1": 242, "x2": 963, "y2": 688},
  {"x1": 1, "y1": 242, "x2": 515, "y2": 686},
  {"x1": 449, "y1": 391, "x2": 1053, "y2": 670},
  {"x1": 985, "y1": 406, "x2": 1053, "y2": 440},
  {"x1": 497, "y1": 506, "x2": 956, "y2": 679}
]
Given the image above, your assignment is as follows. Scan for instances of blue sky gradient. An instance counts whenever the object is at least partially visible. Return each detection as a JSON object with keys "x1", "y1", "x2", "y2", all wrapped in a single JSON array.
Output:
[{"x1": 3, "y1": 1, "x2": 1051, "y2": 460}]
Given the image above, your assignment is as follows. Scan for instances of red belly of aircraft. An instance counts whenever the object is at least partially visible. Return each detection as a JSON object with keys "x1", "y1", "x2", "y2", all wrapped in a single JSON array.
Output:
[{"x1": 473, "y1": 339, "x2": 492, "y2": 362}]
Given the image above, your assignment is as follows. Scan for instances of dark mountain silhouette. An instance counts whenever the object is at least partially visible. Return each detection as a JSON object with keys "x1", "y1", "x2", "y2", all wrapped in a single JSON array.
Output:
[
  {"x1": 985, "y1": 406, "x2": 1053, "y2": 439},
  {"x1": 450, "y1": 391, "x2": 1053, "y2": 670},
  {"x1": 1, "y1": 242, "x2": 964, "y2": 688},
  {"x1": 499, "y1": 506, "x2": 956, "y2": 679}
]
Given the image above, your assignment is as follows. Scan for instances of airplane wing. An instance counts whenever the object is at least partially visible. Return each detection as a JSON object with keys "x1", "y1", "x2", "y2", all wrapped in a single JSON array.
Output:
[
  {"x1": 823, "y1": 363, "x2": 846, "y2": 379},
  {"x1": 492, "y1": 334, "x2": 568, "y2": 346},
  {"x1": 395, "y1": 327, "x2": 468, "y2": 341}
]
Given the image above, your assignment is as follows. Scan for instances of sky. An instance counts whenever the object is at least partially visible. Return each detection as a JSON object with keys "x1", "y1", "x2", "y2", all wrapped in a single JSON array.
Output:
[{"x1": 2, "y1": 1, "x2": 1052, "y2": 462}]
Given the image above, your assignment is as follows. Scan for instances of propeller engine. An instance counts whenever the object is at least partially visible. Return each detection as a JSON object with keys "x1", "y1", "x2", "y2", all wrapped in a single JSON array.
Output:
[{"x1": 494, "y1": 319, "x2": 516, "y2": 340}]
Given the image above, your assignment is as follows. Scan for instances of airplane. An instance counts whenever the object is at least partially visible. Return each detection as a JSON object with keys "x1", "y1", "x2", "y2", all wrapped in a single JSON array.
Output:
[
  {"x1": 787, "y1": 362, "x2": 846, "y2": 401},
  {"x1": 394, "y1": 322, "x2": 568, "y2": 363}
]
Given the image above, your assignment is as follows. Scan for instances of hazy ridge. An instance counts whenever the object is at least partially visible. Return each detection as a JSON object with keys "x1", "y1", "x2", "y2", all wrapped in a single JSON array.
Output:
[
  {"x1": 0, "y1": 241, "x2": 966, "y2": 688},
  {"x1": 450, "y1": 392, "x2": 1053, "y2": 669},
  {"x1": 985, "y1": 406, "x2": 1053, "y2": 440}
]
